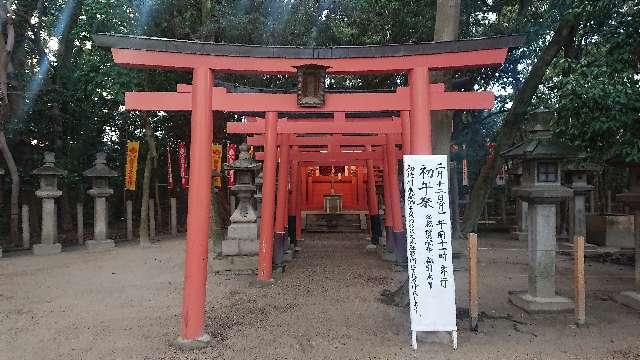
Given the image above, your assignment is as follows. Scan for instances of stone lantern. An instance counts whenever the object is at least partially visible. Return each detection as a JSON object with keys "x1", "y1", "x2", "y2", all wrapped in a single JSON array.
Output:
[
  {"x1": 295, "y1": 64, "x2": 329, "y2": 107},
  {"x1": 223, "y1": 144, "x2": 262, "y2": 256},
  {"x1": 83, "y1": 152, "x2": 118, "y2": 250},
  {"x1": 611, "y1": 160, "x2": 640, "y2": 309},
  {"x1": 0, "y1": 166, "x2": 4, "y2": 257},
  {"x1": 502, "y1": 111, "x2": 577, "y2": 313},
  {"x1": 565, "y1": 162, "x2": 598, "y2": 239},
  {"x1": 508, "y1": 160, "x2": 528, "y2": 241},
  {"x1": 32, "y1": 152, "x2": 67, "y2": 256}
]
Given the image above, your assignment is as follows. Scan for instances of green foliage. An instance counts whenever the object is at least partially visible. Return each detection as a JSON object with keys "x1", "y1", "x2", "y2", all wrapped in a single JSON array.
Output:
[{"x1": 552, "y1": 2, "x2": 640, "y2": 162}]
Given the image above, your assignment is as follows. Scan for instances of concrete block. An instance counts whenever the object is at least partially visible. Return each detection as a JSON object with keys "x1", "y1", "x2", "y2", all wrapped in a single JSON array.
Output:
[
  {"x1": 617, "y1": 291, "x2": 640, "y2": 310},
  {"x1": 222, "y1": 239, "x2": 239, "y2": 256},
  {"x1": 509, "y1": 291, "x2": 574, "y2": 313},
  {"x1": 242, "y1": 239, "x2": 253, "y2": 254},
  {"x1": 32, "y1": 243, "x2": 62, "y2": 256},
  {"x1": 511, "y1": 231, "x2": 528, "y2": 241},
  {"x1": 174, "y1": 334, "x2": 211, "y2": 350},
  {"x1": 211, "y1": 255, "x2": 258, "y2": 273},
  {"x1": 283, "y1": 250, "x2": 294, "y2": 262},
  {"x1": 85, "y1": 239, "x2": 115, "y2": 251}
]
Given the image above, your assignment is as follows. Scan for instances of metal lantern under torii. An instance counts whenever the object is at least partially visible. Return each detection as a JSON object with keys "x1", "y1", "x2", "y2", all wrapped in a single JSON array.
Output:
[
  {"x1": 295, "y1": 64, "x2": 330, "y2": 107},
  {"x1": 32, "y1": 152, "x2": 67, "y2": 256},
  {"x1": 502, "y1": 110, "x2": 579, "y2": 313},
  {"x1": 83, "y1": 152, "x2": 118, "y2": 250},
  {"x1": 222, "y1": 144, "x2": 262, "y2": 256}
]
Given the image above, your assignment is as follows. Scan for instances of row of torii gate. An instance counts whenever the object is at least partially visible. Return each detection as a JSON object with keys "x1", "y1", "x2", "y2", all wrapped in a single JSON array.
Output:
[{"x1": 95, "y1": 33, "x2": 523, "y2": 347}]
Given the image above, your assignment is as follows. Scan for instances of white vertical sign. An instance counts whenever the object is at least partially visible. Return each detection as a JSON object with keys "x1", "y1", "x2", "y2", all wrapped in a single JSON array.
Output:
[{"x1": 403, "y1": 155, "x2": 457, "y2": 349}]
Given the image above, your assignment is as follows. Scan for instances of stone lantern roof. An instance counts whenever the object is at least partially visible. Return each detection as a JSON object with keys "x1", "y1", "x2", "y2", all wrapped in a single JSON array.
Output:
[
  {"x1": 502, "y1": 111, "x2": 578, "y2": 161},
  {"x1": 33, "y1": 152, "x2": 67, "y2": 176},
  {"x1": 224, "y1": 144, "x2": 262, "y2": 172},
  {"x1": 83, "y1": 152, "x2": 118, "y2": 178}
]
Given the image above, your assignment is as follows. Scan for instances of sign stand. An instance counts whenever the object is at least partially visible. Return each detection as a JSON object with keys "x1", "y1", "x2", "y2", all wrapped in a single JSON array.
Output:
[{"x1": 403, "y1": 155, "x2": 458, "y2": 351}]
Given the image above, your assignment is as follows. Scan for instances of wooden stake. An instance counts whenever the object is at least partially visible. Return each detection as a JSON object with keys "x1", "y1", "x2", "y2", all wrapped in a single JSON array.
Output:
[
  {"x1": 468, "y1": 232, "x2": 479, "y2": 331},
  {"x1": 574, "y1": 235, "x2": 586, "y2": 326}
]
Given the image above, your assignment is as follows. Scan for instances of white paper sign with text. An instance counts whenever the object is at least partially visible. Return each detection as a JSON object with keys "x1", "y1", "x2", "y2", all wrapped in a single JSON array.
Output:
[{"x1": 403, "y1": 155, "x2": 457, "y2": 347}]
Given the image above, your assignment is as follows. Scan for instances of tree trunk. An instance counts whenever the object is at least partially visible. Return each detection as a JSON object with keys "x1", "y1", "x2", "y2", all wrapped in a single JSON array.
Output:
[
  {"x1": 430, "y1": 0, "x2": 461, "y2": 155},
  {"x1": 460, "y1": 13, "x2": 578, "y2": 235},
  {"x1": 384, "y1": 0, "x2": 462, "y2": 308},
  {"x1": 0, "y1": 8, "x2": 18, "y2": 246},
  {"x1": 139, "y1": 113, "x2": 157, "y2": 245},
  {"x1": 0, "y1": 131, "x2": 18, "y2": 246}
]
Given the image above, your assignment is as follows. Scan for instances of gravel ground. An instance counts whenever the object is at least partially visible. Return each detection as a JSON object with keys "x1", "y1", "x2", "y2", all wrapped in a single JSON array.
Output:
[{"x1": 1, "y1": 231, "x2": 640, "y2": 359}]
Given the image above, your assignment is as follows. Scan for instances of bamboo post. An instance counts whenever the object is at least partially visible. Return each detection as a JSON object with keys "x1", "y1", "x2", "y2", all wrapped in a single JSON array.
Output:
[
  {"x1": 468, "y1": 232, "x2": 479, "y2": 331},
  {"x1": 574, "y1": 235, "x2": 586, "y2": 326}
]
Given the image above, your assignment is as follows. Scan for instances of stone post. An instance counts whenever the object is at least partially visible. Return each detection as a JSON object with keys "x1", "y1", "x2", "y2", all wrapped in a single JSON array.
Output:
[
  {"x1": 149, "y1": 199, "x2": 156, "y2": 240},
  {"x1": 0, "y1": 167, "x2": 3, "y2": 257},
  {"x1": 255, "y1": 171, "x2": 263, "y2": 220},
  {"x1": 76, "y1": 203, "x2": 84, "y2": 245},
  {"x1": 22, "y1": 204, "x2": 30, "y2": 249},
  {"x1": 170, "y1": 197, "x2": 177, "y2": 236},
  {"x1": 615, "y1": 162, "x2": 640, "y2": 309},
  {"x1": 32, "y1": 152, "x2": 66, "y2": 256},
  {"x1": 83, "y1": 152, "x2": 118, "y2": 250},
  {"x1": 568, "y1": 170, "x2": 595, "y2": 238},
  {"x1": 126, "y1": 200, "x2": 133, "y2": 240}
]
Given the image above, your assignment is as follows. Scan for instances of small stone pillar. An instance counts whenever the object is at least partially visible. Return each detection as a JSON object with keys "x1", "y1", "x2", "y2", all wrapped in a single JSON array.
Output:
[
  {"x1": 126, "y1": 200, "x2": 133, "y2": 240},
  {"x1": 0, "y1": 167, "x2": 3, "y2": 256},
  {"x1": 22, "y1": 204, "x2": 30, "y2": 249},
  {"x1": 170, "y1": 198, "x2": 177, "y2": 236},
  {"x1": 566, "y1": 164, "x2": 597, "y2": 238},
  {"x1": 255, "y1": 171, "x2": 263, "y2": 219},
  {"x1": 223, "y1": 144, "x2": 261, "y2": 256},
  {"x1": 613, "y1": 161, "x2": 640, "y2": 309},
  {"x1": 32, "y1": 152, "x2": 66, "y2": 256},
  {"x1": 509, "y1": 161, "x2": 528, "y2": 241},
  {"x1": 149, "y1": 199, "x2": 156, "y2": 240},
  {"x1": 76, "y1": 203, "x2": 84, "y2": 245},
  {"x1": 83, "y1": 152, "x2": 118, "y2": 250},
  {"x1": 210, "y1": 170, "x2": 224, "y2": 257},
  {"x1": 502, "y1": 112, "x2": 576, "y2": 313}
]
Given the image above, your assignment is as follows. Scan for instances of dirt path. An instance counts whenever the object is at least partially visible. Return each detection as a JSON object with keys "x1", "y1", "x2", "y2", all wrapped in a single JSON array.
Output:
[{"x1": 1, "y1": 232, "x2": 640, "y2": 359}]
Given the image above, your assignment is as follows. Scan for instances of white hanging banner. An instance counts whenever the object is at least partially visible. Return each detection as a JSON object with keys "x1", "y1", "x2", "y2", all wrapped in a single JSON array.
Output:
[{"x1": 403, "y1": 155, "x2": 457, "y2": 349}]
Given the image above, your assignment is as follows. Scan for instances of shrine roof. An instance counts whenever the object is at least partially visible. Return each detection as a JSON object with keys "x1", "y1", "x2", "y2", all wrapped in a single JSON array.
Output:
[{"x1": 93, "y1": 34, "x2": 525, "y2": 59}]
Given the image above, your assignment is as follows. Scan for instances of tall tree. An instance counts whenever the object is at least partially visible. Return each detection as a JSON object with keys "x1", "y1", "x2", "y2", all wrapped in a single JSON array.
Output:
[
  {"x1": 461, "y1": 12, "x2": 578, "y2": 234},
  {"x1": 0, "y1": 3, "x2": 19, "y2": 246}
]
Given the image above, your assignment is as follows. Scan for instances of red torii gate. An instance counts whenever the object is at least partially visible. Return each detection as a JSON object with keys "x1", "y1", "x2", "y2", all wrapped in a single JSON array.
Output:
[{"x1": 95, "y1": 33, "x2": 522, "y2": 348}]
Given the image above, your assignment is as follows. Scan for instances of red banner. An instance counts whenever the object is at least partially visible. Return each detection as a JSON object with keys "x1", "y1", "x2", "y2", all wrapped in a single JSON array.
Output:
[
  {"x1": 178, "y1": 142, "x2": 188, "y2": 189},
  {"x1": 227, "y1": 144, "x2": 237, "y2": 187},
  {"x1": 167, "y1": 146, "x2": 174, "y2": 190}
]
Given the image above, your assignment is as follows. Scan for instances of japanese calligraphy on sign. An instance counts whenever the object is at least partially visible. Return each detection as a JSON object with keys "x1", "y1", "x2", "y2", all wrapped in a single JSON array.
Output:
[{"x1": 403, "y1": 155, "x2": 456, "y2": 338}]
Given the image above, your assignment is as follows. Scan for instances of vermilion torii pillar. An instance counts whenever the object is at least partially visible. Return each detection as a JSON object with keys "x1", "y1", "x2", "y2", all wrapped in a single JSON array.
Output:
[
  {"x1": 95, "y1": 33, "x2": 522, "y2": 348},
  {"x1": 179, "y1": 67, "x2": 213, "y2": 347},
  {"x1": 273, "y1": 136, "x2": 290, "y2": 267},
  {"x1": 366, "y1": 146, "x2": 381, "y2": 247}
]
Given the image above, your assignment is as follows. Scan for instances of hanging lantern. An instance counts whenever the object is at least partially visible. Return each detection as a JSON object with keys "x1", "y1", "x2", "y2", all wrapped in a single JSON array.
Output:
[{"x1": 295, "y1": 64, "x2": 330, "y2": 107}]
